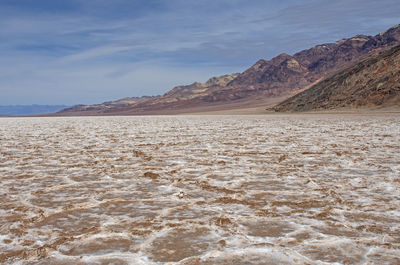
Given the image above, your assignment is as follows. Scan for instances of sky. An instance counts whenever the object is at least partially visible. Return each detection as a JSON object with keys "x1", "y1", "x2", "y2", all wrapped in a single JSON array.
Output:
[{"x1": 0, "y1": 0, "x2": 399, "y2": 105}]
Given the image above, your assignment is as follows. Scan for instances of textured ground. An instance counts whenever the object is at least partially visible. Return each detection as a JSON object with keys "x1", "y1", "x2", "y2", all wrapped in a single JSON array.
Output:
[{"x1": 0, "y1": 115, "x2": 399, "y2": 264}]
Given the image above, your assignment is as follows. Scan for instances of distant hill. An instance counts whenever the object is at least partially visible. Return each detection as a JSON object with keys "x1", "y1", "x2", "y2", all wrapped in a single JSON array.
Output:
[
  {"x1": 271, "y1": 45, "x2": 400, "y2": 112},
  {"x1": 58, "y1": 24, "x2": 400, "y2": 115},
  {"x1": 0, "y1": 105, "x2": 69, "y2": 116}
]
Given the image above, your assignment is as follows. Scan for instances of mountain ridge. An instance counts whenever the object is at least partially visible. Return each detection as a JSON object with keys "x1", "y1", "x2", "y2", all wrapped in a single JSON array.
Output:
[
  {"x1": 58, "y1": 24, "x2": 400, "y2": 115},
  {"x1": 271, "y1": 44, "x2": 400, "y2": 112}
]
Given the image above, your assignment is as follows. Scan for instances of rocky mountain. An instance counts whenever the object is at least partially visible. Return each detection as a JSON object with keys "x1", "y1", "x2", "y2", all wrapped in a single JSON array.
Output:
[
  {"x1": 271, "y1": 44, "x2": 400, "y2": 112},
  {"x1": 58, "y1": 24, "x2": 400, "y2": 115},
  {"x1": 61, "y1": 96, "x2": 156, "y2": 113},
  {"x1": 164, "y1": 73, "x2": 240, "y2": 98}
]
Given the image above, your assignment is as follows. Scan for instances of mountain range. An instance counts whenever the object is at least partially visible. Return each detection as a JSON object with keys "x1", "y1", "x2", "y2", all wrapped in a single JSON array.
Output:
[
  {"x1": 0, "y1": 105, "x2": 69, "y2": 116},
  {"x1": 58, "y1": 24, "x2": 400, "y2": 115}
]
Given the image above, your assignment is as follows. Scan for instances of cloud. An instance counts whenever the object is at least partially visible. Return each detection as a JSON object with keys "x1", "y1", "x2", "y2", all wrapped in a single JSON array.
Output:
[
  {"x1": 0, "y1": 58, "x2": 241, "y2": 105},
  {"x1": 61, "y1": 45, "x2": 135, "y2": 62},
  {"x1": 0, "y1": 0, "x2": 399, "y2": 104}
]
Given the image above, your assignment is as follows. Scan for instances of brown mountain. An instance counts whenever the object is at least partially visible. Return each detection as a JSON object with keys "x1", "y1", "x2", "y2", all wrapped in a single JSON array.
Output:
[
  {"x1": 271, "y1": 44, "x2": 400, "y2": 112},
  {"x1": 58, "y1": 24, "x2": 400, "y2": 115},
  {"x1": 61, "y1": 96, "x2": 156, "y2": 113}
]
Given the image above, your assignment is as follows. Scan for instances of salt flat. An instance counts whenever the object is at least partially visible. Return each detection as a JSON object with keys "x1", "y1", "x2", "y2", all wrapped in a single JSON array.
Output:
[{"x1": 0, "y1": 115, "x2": 399, "y2": 264}]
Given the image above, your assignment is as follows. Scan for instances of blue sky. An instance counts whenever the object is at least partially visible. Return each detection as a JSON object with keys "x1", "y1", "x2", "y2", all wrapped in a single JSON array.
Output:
[{"x1": 1, "y1": 0, "x2": 399, "y2": 105}]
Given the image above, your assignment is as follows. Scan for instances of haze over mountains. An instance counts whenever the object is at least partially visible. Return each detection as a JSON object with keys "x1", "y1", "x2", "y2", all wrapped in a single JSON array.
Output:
[
  {"x1": 0, "y1": 105, "x2": 68, "y2": 116},
  {"x1": 59, "y1": 24, "x2": 400, "y2": 115}
]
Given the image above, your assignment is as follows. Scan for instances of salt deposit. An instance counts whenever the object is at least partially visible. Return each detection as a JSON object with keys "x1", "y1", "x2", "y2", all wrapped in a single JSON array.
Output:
[{"x1": 0, "y1": 114, "x2": 399, "y2": 264}]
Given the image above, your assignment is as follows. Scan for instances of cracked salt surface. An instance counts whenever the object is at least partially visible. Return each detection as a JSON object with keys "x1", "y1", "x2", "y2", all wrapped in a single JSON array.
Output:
[{"x1": 0, "y1": 114, "x2": 399, "y2": 264}]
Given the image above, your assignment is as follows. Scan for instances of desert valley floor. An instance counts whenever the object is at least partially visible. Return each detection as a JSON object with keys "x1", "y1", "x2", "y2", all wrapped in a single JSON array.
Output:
[{"x1": 0, "y1": 114, "x2": 399, "y2": 264}]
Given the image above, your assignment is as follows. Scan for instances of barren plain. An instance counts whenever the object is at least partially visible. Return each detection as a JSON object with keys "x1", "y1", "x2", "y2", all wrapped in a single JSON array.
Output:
[{"x1": 0, "y1": 115, "x2": 399, "y2": 264}]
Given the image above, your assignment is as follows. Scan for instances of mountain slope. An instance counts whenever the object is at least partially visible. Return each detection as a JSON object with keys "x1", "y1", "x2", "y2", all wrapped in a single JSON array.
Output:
[
  {"x1": 60, "y1": 96, "x2": 156, "y2": 113},
  {"x1": 271, "y1": 45, "x2": 400, "y2": 112},
  {"x1": 58, "y1": 24, "x2": 400, "y2": 115}
]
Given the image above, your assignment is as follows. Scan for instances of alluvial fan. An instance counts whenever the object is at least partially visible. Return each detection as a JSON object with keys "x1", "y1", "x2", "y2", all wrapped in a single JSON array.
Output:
[{"x1": 0, "y1": 115, "x2": 399, "y2": 264}]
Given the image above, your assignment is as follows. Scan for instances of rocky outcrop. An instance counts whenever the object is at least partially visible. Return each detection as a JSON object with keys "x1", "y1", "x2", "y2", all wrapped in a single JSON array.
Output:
[
  {"x1": 162, "y1": 73, "x2": 239, "y2": 99},
  {"x1": 271, "y1": 45, "x2": 400, "y2": 112}
]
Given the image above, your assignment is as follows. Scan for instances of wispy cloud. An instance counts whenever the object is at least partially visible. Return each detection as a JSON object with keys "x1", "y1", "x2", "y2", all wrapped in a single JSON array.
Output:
[{"x1": 0, "y1": 0, "x2": 399, "y2": 104}]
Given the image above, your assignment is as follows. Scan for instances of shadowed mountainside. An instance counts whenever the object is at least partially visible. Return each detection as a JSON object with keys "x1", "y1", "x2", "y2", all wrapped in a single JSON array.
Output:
[
  {"x1": 271, "y1": 45, "x2": 400, "y2": 112},
  {"x1": 58, "y1": 24, "x2": 400, "y2": 115}
]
